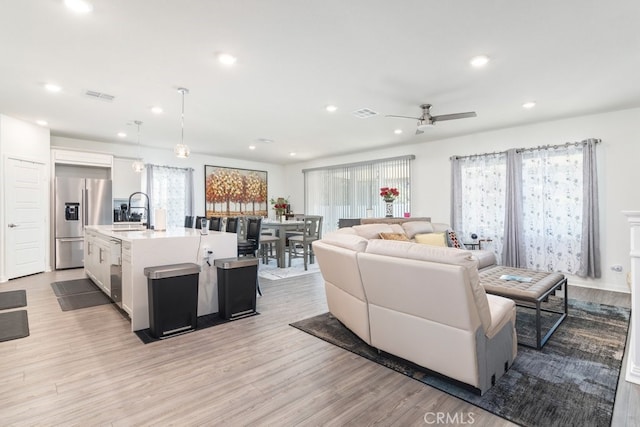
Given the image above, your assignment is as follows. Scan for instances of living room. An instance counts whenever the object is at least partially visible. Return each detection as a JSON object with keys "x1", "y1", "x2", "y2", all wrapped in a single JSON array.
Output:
[{"x1": 0, "y1": 1, "x2": 639, "y2": 425}]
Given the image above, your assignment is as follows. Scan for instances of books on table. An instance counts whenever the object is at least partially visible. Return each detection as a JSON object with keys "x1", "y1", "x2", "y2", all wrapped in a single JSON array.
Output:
[{"x1": 499, "y1": 274, "x2": 532, "y2": 283}]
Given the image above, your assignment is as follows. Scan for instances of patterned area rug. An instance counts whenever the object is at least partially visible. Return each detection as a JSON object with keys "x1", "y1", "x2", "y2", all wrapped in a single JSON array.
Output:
[
  {"x1": 290, "y1": 298, "x2": 629, "y2": 427},
  {"x1": 258, "y1": 257, "x2": 320, "y2": 280}
]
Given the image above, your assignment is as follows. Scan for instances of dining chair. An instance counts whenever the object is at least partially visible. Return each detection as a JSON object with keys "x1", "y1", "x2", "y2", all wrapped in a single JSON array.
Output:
[
  {"x1": 194, "y1": 216, "x2": 207, "y2": 229},
  {"x1": 288, "y1": 215, "x2": 323, "y2": 270},
  {"x1": 237, "y1": 217, "x2": 262, "y2": 257},
  {"x1": 259, "y1": 229, "x2": 279, "y2": 265},
  {"x1": 208, "y1": 216, "x2": 222, "y2": 231},
  {"x1": 225, "y1": 217, "x2": 239, "y2": 233},
  {"x1": 184, "y1": 216, "x2": 194, "y2": 228}
]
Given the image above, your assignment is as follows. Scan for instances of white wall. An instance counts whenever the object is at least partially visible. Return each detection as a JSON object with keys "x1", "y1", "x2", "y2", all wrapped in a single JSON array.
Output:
[
  {"x1": 50, "y1": 136, "x2": 287, "y2": 217},
  {"x1": 284, "y1": 107, "x2": 640, "y2": 293}
]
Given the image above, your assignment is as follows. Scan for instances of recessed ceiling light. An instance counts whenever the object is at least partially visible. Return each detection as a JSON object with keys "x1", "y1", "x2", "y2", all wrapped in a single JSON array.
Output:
[
  {"x1": 249, "y1": 145, "x2": 256, "y2": 150},
  {"x1": 44, "y1": 83, "x2": 62, "y2": 93},
  {"x1": 522, "y1": 101, "x2": 537, "y2": 109},
  {"x1": 36, "y1": 120, "x2": 48, "y2": 126},
  {"x1": 117, "y1": 132, "x2": 127, "y2": 138},
  {"x1": 289, "y1": 152, "x2": 297, "y2": 156},
  {"x1": 64, "y1": 0, "x2": 93, "y2": 14},
  {"x1": 470, "y1": 55, "x2": 490, "y2": 68},
  {"x1": 394, "y1": 129, "x2": 403, "y2": 135},
  {"x1": 150, "y1": 106, "x2": 163, "y2": 114},
  {"x1": 217, "y1": 53, "x2": 237, "y2": 66},
  {"x1": 326, "y1": 105, "x2": 337, "y2": 113}
]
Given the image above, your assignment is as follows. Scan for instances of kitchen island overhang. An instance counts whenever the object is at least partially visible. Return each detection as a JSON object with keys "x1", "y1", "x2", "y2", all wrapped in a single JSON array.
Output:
[{"x1": 84, "y1": 225, "x2": 238, "y2": 331}]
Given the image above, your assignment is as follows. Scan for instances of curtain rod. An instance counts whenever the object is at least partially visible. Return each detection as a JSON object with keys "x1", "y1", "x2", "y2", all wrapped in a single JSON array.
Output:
[
  {"x1": 146, "y1": 163, "x2": 194, "y2": 172},
  {"x1": 450, "y1": 138, "x2": 600, "y2": 161},
  {"x1": 302, "y1": 155, "x2": 415, "y2": 173}
]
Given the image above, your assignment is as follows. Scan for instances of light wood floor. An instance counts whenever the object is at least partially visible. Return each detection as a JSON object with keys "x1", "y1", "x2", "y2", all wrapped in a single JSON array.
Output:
[{"x1": 0, "y1": 269, "x2": 636, "y2": 426}]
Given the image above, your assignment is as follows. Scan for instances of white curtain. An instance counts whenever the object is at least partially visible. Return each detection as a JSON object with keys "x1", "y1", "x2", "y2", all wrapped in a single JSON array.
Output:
[
  {"x1": 452, "y1": 140, "x2": 601, "y2": 277},
  {"x1": 451, "y1": 153, "x2": 507, "y2": 261},
  {"x1": 304, "y1": 155, "x2": 413, "y2": 233},
  {"x1": 146, "y1": 164, "x2": 194, "y2": 229}
]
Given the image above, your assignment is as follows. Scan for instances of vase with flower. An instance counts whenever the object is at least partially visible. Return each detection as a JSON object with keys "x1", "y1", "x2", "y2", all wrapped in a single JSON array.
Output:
[
  {"x1": 270, "y1": 196, "x2": 289, "y2": 222},
  {"x1": 380, "y1": 187, "x2": 399, "y2": 217}
]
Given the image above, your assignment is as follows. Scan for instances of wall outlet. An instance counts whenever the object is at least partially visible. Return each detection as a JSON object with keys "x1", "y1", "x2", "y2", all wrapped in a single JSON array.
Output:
[
  {"x1": 611, "y1": 264, "x2": 624, "y2": 272},
  {"x1": 202, "y1": 247, "x2": 210, "y2": 259}
]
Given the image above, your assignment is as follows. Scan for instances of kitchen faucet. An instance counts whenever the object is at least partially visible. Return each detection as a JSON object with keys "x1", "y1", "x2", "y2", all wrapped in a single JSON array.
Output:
[{"x1": 128, "y1": 192, "x2": 151, "y2": 229}]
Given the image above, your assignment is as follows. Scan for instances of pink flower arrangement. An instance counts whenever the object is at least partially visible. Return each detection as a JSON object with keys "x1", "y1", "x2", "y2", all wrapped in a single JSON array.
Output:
[{"x1": 380, "y1": 187, "x2": 399, "y2": 202}]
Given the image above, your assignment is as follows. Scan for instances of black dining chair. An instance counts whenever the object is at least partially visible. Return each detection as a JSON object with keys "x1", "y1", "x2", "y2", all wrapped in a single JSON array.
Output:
[
  {"x1": 208, "y1": 217, "x2": 222, "y2": 231},
  {"x1": 194, "y1": 216, "x2": 207, "y2": 229},
  {"x1": 225, "y1": 217, "x2": 239, "y2": 233},
  {"x1": 184, "y1": 216, "x2": 194, "y2": 228},
  {"x1": 237, "y1": 217, "x2": 262, "y2": 257}
]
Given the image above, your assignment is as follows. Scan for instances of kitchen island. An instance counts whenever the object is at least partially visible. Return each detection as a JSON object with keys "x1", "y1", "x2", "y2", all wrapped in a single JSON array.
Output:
[{"x1": 84, "y1": 225, "x2": 237, "y2": 331}]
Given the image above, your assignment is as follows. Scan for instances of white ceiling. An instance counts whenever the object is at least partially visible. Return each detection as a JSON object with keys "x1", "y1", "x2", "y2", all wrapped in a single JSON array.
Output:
[{"x1": 2, "y1": 0, "x2": 639, "y2": 164}]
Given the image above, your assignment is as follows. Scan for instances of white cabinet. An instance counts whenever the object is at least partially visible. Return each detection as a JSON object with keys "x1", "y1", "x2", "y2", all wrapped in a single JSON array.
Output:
[
  {"x1": 84, "y1": 231, "x2": 111, "y2": 295},
  {"x1": 121, "y1": 241, "x2": 133, "y2": 316},
  {"x1": 112, "y1": 158, "x2": 142, "y2": 199}
]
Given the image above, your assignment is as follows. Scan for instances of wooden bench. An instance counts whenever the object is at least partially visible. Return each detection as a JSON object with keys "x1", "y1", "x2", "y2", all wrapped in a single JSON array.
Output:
[{"x1": 480, "y1": 266, "x2": 568, "y2": 349}]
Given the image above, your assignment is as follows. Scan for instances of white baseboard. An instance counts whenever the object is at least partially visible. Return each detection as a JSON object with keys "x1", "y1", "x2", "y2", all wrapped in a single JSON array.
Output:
[{"x1": 566, "y1": 275, "x2": 630, "y2": 295}]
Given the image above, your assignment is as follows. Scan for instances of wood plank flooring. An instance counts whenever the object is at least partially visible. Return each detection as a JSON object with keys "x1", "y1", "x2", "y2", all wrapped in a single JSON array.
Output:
[{"x1": 0, "y1": 269, "x2": 636, "y2": 426}]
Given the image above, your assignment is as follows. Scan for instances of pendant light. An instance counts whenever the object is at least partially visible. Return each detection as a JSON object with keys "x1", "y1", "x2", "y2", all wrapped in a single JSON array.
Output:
[
  {"x1": 174, "y1": 87, "x2": 190, "y2": 158},
  {"x1": 132, "y1": 120, "x2": 145, "y2": 173}
]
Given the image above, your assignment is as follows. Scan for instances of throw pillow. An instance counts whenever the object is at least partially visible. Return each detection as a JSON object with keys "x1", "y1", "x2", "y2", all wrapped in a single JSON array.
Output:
[
  {"x1": 379, "y1": 232, "x2": 410, "y2": 241},
  {"x1": 414, "y1": 232, "x2": 447, "y2": 246},
  {"x1": 445, "y1": 229, "x2": 466, "y2": 249},
  {"x1": 401, "y1": 221, "x2": 435, "y2": 239}
]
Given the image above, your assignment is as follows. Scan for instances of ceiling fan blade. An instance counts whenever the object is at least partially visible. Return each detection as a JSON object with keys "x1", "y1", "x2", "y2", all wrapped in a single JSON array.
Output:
[
  {"x1": 385, "y1": 114, "x2": 421, "y2": 120},
  {"x1": 432, "y1": 112, "x2": 477, "y2": 122}
]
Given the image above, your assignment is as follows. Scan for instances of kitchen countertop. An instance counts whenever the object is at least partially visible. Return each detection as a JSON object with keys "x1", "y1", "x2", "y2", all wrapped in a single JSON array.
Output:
[{"x1": 86, "y1": 225, "x2": 226, "y2": 241}]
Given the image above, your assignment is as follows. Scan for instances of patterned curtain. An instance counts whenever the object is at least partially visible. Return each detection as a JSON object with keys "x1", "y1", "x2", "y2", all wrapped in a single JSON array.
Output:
[
  {"x1": 146, "y1": 164, "x2": 192, "y2": 229},
  {"x1": 451, "y1": 153, "x2": 507, "y2": 261},
  {"x1": 521, "y1": 144, "x2": 584, "y2": 274}
]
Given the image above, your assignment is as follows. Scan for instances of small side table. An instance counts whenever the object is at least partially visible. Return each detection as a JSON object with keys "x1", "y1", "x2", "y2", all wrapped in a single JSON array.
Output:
[{"x1": 464, "y1": 242, "x2": 480, "y2": 250}]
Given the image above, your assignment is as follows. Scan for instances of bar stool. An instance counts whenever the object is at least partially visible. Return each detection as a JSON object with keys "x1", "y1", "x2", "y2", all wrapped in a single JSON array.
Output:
[
  {"x1": 288, "y1": 216, "x2": 323, "y2": 270},
  {"x1": 260, "y1": 234, "x2": 279, "y2": 265}
]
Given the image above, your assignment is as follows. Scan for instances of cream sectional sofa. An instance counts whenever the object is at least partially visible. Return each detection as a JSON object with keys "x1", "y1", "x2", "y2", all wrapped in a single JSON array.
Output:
[{"x1": 312, "y1": 229, "x2": 517, "y2": 395}]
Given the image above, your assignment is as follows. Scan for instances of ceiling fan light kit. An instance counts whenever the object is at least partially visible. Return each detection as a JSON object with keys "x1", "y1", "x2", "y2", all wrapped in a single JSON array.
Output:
[{"x1": 386, "y1": 103, "x2": 477, "y2": 134}]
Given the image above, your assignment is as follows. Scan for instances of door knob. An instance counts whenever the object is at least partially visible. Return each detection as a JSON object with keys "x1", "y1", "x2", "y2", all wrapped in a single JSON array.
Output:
[{"x1": 8, "y1": 223, "x2": 18, "y2": 228}]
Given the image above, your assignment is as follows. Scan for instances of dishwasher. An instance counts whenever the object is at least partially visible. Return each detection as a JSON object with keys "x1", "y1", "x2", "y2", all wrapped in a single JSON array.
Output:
[{"x1": 109, "y1": 239, "x2": 123, "y2": 308}]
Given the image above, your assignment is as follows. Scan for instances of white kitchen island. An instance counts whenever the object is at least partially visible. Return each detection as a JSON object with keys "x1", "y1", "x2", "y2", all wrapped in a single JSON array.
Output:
[{"x1": 84, "y1": 225, "x2": 237, "y2": 331}]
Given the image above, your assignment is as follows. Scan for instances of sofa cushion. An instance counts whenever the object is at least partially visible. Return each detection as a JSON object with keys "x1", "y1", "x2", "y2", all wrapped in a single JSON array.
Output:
[
  {"x1": 379, "y1": 232, "x2": 410, "y2": 241},
  {"x1": 401, "y1": 221, "x2": 434, "y2": 239},
  {"x1": 319, "y1": 232, "x2": 369, "y2": 252},
  {"x1": 353, "y1": 224, "x2": 395, "y2": 239},
  {"x1": 364, "y1": 239, "x2": 492, "y2": 332},
  {"x1": 415, "y1": 232, "x2": 447, "y2": 246}
]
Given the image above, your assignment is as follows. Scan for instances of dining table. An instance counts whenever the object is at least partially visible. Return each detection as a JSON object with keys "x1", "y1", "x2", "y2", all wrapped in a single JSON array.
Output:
[{"x1": 261, "y1": 219, "x2": 305, "y2": 268}]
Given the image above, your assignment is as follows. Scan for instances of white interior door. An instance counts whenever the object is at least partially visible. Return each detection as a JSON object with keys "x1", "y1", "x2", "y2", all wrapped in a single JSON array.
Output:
[{"x1": 5, "y1": 158, "x2": 46, "y2": 279}]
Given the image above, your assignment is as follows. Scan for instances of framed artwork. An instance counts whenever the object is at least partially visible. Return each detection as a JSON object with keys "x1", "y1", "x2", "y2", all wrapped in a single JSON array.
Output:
[{"x1": 204, "y1": 165, "x2": 268, "y2": 217}]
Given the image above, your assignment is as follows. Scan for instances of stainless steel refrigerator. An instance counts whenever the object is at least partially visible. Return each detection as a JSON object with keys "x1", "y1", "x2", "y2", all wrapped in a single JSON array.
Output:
[{"x1": 55, "y1": 177, "x2": 112, "y2": 269}]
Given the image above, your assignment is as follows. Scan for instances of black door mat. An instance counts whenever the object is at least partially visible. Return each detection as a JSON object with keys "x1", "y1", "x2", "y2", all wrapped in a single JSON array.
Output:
[
  {"x1": 0, "y1": 310, "x2": 29, "y2": 342},
  {"x1": 135, "y1": 311, "x2": 259, "y2": 344},
  {"x1": 57, "y1": 292, "x2": 113, "y2": 311},
  {"x1": 0, "y1": 290, "x2": 27, "y2": 310},
  {"x1": 51, "y1": 278, "x2": 100, "y2": 297}
]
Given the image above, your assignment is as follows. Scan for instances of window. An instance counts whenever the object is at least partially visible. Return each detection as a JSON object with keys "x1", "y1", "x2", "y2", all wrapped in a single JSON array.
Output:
[
  {"x1": 452, "y1": 140, "x2": 599, "y2": 277},
  {"x1": 304, "y1": 155, "x2": 414, "y2": 233},
  {"x1": 144, "y1": 165, "x2": 194, "y2": 228}
]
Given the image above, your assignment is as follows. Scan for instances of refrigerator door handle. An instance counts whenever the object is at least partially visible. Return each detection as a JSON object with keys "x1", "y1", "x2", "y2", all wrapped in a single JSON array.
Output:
[{"x1": 84, "y1": 188, "x2": 88, "y2": 227}]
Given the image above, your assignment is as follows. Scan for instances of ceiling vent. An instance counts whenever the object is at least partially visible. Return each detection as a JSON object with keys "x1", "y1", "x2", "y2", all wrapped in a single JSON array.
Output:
[
  {"x1": 351, "y1": 108, "x2": 378, "y2": 118},
  {"x1": 84, "y1": 90, "x2": 115, "y2": 102}
]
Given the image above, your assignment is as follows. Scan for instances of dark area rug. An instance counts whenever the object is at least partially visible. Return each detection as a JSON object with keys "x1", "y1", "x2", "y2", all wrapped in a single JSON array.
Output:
[
  {"x1": 290, "y1": 299, "x2": 629, "y2": 427},
  {"x1": 51, "y1": 278, "x2": 100, "y2": 297},
  {"x1": 0, "y1": 310, "x2": 29, "y2": 342},
  {"x1": 0, "y1": 290, "x2": 27, "y2": 310},
  {"x1": 135, "y1": 311, "x2": 259, "y2": 344},
  {"x1": 51, "y1": 278, "x2": 113, "y2": 311}
]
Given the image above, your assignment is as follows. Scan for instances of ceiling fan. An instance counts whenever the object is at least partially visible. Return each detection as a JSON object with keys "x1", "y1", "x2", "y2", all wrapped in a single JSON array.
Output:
[{"x1": 386, "y1": 103, "x2": 477, "y2": 134}]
